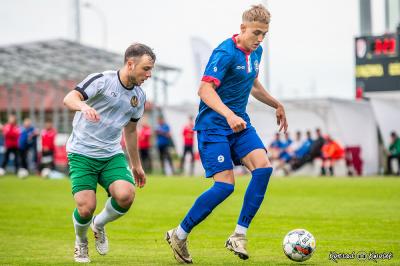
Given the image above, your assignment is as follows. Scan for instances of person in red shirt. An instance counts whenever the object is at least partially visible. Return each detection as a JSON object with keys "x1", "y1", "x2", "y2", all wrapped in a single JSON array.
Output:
[
  {"x1": 321, "y1": 135, "x2": 344, "y2": 176},
  {"x1": 179, "y1": 115, "x2": 195, "y2": 175},
  {"x1": 138, "y1": 120, "x2": 152, "y2": 173},
  {"x1": 0, "y1": 114, "x2": 20, "y2": 175},
  {"x1": 40, "y1": 120, "x2": 57, "y2": 171}
]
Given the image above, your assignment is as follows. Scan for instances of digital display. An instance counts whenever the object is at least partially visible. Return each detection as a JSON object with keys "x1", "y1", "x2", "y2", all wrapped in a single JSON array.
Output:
[
  {"x1": 371, "y1": 36, "x2": 396, "y2": 56},
  {"x1": 355, "y1": 31, "x2": 400, "y2": 93},
  {"x1": 356, "y1": 34, "x2": 398, "y2": 60}
]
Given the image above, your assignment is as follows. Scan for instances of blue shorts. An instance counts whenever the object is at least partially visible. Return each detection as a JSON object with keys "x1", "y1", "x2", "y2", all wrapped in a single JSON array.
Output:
[{"x1": 197, "y1": 126, "x2": 266, "y2": 178}]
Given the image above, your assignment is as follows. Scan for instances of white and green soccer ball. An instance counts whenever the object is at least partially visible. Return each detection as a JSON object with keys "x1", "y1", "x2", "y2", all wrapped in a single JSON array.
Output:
[{"x1": 282, "y1": 229, "x2": 316, "y2": 262}]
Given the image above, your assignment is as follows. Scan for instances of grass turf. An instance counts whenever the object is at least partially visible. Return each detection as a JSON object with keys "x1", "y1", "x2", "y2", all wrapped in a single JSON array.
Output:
[{"x1": 0, "y1": 175, "x2": 399, "y2": 265}]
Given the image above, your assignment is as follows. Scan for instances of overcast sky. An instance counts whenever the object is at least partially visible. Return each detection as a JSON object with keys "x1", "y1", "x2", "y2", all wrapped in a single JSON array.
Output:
[{"x1": 0, "y1": 0, "x2": 388, "y2": 104}]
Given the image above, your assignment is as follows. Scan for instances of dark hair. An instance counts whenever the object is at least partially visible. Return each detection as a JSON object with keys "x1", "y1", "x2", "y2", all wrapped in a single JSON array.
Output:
[{"x1": 124, "y1": 43, "x2": 156, "y2": 64}]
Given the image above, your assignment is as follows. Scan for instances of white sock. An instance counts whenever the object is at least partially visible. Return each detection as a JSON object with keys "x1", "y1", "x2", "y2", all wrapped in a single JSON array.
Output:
[
  {"x1": 72, "y1": 214, "x2": 91, "y2": 243},
  {"x1": 94, "y1": 198, "x2": 125, "y2": 228},
  {"x1": 235, "y1": 224, "x2": 248, "y2": 235},
  {"x1": 176, "y1": 225, "x2": 189, "y2": 240}
]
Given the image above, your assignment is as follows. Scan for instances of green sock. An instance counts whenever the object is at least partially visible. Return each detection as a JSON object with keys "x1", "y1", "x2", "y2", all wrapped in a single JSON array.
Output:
[
  {"x1": 73, "y1": 208, "x2": 92, "y2": 224},
  {"x1": 111, "y1": 197, "x2": 130, "y2": 213}
]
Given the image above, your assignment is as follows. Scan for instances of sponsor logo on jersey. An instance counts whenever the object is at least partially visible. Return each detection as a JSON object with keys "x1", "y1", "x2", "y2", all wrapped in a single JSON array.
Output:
[{"x1": 254, "y1": 60, "x2": 259, "y2": 72}]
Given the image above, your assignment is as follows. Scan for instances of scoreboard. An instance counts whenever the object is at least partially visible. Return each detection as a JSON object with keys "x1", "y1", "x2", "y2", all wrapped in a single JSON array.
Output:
[{"x1": 355, "y1": 27, "x2": 400, "y2": 93}]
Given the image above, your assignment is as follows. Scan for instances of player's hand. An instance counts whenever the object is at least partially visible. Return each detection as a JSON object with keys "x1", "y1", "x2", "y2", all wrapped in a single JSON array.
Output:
[
  {"x1": 81, "y1": 105, "x2": 100, "y2": 122},
  {"x1": 276, "y1": 105, "x2": 288, "y2": 133},
  {"x1": 226, "y1": 113, "x2": 247, "y2": 133},
  {"x1": 132, "y1": 166, "x2": 146, "y2": 188}
]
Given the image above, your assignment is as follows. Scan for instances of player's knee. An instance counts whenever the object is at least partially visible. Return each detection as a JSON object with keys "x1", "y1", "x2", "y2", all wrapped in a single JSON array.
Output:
[
  {"x1": 114, "y1": 189, "x2": 135, "y2": 208},
  {"x1": 77, "y1": 204, "x2": 95, "y2": 218}
]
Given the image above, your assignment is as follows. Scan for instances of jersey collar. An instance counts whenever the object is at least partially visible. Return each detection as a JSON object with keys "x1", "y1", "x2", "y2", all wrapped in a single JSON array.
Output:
[{"x1": 232, "y1": 34, "x2": 251, "y2": 55}]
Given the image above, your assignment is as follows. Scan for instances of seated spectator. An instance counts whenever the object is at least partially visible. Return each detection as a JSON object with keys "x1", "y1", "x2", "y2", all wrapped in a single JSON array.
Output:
[
  {"x1": 321, "y1": 135, "x2": 344, "y2": 176},
  {"x1": 276, "y1": 131, "x2": 301, "y2": 175},
  {"x1": 278, "y1": 132, "x2": 293, "y2": 163},
  {"x1": 294, "y1": 130, "x2": 313, "y2": 159},
  {"x1": 269, "y1": 132, "x2": 283, "y2": 161},
  {"x1": 291, "y1": 128, "x2": 324, "y2": 171},
  {"x1": 386, "y1": 131, "x2": 400, "y2": 175}
]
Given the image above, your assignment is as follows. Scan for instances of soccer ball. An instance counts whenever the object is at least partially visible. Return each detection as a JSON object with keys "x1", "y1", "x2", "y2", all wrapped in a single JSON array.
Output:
[{"x1": 282, "y1": 229, "x2": 316, "y2": 262}]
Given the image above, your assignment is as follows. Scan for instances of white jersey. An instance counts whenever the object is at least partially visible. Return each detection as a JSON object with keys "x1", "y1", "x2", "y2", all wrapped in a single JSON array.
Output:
[{"x1": 66, "y1": 70, "x2": 145, "y2": 158}]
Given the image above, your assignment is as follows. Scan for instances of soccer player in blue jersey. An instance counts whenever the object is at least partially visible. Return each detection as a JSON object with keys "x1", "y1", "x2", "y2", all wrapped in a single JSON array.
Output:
[{"x1": 165, "y1": 4, "x2": 288, "y2": 263}]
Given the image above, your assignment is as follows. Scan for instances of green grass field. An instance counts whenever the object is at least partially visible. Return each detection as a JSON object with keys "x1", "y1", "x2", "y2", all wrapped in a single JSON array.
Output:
[{"x1": 0, "y1": 175, "x2": 399, "y2": 265}]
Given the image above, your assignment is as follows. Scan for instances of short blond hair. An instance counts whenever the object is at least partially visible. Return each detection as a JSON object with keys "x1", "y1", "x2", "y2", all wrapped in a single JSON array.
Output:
[{"x1": 242, "y1": 4, "x2": 271, "y2": 24}]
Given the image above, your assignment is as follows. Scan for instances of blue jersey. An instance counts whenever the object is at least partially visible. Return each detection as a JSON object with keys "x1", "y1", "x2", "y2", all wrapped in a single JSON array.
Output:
[
  {"x1": 156, "y1": 123, "x2": 171, "y2": 147},
  {"x1": 194, "y1": 34, "x2": 263, "y2": 131}
]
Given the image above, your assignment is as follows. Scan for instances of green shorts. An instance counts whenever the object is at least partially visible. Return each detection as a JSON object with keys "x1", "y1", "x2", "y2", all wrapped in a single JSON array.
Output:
[{"x1": 68, "y1": 153, "x2": 134, "y2": 195}]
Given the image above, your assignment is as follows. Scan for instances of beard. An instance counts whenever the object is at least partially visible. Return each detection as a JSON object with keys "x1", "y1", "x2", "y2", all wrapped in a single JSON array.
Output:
[{"x1": 128, "y1": 74, "x2": 138, "y2": 86}]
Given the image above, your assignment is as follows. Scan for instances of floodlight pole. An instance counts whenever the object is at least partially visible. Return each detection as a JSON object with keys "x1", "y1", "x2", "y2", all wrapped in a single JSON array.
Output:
[
  {"x1": 74, "y1": 0, "x2": 81, "y2": 43},
  {"x1": 83, "y1": 2, "x2": 108, "y2": 49}
]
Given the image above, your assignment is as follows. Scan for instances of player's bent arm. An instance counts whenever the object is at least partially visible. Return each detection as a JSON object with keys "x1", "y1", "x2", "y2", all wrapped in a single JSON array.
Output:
[
  {"x1": 198, "y1": 81, "x2": 235, "y2": 118},
  {"x1": 124, "y1": 121, "x2": 142, "y2": 169},
  {"x1": 63, "y1": 90, "x2": 100, "y2": 122},
  {"x1": 251, "y1": 78, "x2": 288, "y2": 132},
  {"x1": 63, "y1": 90, "x2": 88, "y2": 111},
  {"x1": 251, "y1": 78, "x2": 282, "y2": 109}
]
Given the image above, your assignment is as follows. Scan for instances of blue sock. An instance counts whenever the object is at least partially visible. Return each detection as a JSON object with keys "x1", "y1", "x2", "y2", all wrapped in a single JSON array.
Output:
[
  {"x1": 180, "y1": 181, "x2": 234, "y2": 233},
  {"x1": 238, "y1": 167, "x2": 273, "y2": 228}
]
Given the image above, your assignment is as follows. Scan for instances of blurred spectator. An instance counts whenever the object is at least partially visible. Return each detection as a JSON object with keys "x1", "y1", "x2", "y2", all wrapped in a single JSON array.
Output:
[
  {"x1": 18, "y1": 118, "x2": 38, "y2": 178},
  {"x1": 138, "y1": 119, "x2": 153, "y2": 174},
  {"x1": 321, "y1": 135, "x2": 344, "y2": 176},
  {"x1": 40, "y1": 120, "x2": 57, "y2": 174},
  {"x1": 0, "y1": 123, "x2": 4, "y2": 169},
  {"x1": 276, "y1": 131, "x2": 300, "y2": 175},
  {"x1": 277, "y1": 132, "x2": 293, "y2": 165},
  {"x1": 283, "y1": 130, "x2": 314, "y2": 175},
  {"x1": 295, "y1": 130, "x2": 313, "y2": 159},
  {"x1": 156, "y1": 116, "x2": 175, "y2": 175},
  {"x1": 0, "y1": 114, "x2": 20, "y2": 175},
  {"x1": 291, "y1": 128, "x2": 324, "y2": 171},
  {"x1": 269, "y1": 132, "x2": 283, "y2": 161},
  {"x1": 386, "y1": 131, "x2": 400, "y2": 175},
  {"x1": 179, "y1": 115, "x2": 195, "y2": 175}
]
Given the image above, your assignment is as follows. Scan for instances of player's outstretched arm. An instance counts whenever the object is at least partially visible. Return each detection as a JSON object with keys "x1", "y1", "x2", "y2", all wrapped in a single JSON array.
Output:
[
  {"x1": 251, "y1": 78, "x2": 288, "y2": 132},
  {"x1": 198, "y1": 81, "x2": 247, "y2": 133},
  {"x1": 63, "y1": 90, "x2": 100, "y2": 122},
  {"x1": 124, "y1": 121, "x2": 146, "y2": 188}
]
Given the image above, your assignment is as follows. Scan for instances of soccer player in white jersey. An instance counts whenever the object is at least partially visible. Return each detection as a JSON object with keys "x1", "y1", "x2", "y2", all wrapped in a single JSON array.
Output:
[{"x1": 63, "y1": 43, "x2": 155, "y2": 263}]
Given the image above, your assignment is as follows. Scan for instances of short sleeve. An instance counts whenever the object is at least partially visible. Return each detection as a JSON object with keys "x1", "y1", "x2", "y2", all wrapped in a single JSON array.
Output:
[
  {"x1": 201, "y1": 49, "x2": 233, "y2": 88},
  {"x1": 130, "y1": 90, "x2": 146, "y2": 122},
  {"x1": 74, "y1": 73, "x2": 104, "y2": 100}
]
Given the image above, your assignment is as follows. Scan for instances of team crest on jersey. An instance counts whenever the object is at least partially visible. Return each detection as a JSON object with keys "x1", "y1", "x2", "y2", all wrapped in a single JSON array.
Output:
[{"x1": 130, "y1": 96, "x2": 139, "y2": 107}]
